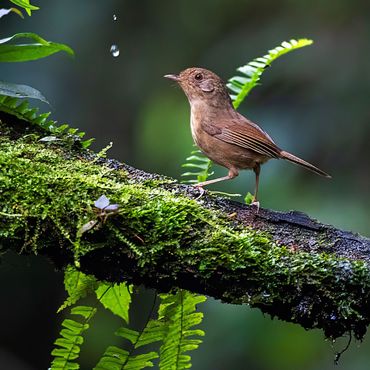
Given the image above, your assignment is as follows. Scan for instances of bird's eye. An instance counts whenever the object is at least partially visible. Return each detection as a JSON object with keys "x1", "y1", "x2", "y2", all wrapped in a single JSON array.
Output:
[{"x1": 194, "y1": 73, "x2": 203, "y2": 81}]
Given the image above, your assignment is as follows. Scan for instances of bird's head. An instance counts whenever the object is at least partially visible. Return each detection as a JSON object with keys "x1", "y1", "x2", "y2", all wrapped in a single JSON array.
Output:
[{"x1": 164, "y1": 67, "x2": 232, "y2": 107}]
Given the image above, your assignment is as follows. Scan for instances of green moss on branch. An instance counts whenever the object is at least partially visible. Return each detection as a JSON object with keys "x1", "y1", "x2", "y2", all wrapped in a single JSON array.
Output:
[{"x1": 1, "y1": 113, "x2": 370, "y2": 341}]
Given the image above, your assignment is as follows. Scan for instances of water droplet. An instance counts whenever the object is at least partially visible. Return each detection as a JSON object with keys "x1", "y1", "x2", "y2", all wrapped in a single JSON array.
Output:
[
  {"x1": 113, "y1": 14, "x2": 117, "y2": 21},
  {"x1": 110, "y1": 44, "x2": 120, "y2": 57}
]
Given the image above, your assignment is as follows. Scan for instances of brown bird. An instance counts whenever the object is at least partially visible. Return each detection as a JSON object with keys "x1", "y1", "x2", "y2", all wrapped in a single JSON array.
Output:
[{"x1": 164, "y1": 67, "x2": 330, "y2": 204}]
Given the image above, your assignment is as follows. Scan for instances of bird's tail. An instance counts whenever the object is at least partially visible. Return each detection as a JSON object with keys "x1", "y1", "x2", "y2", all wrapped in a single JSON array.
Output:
[{"x1": 280, "y1": 150, "x2": 331, "y2": 178}]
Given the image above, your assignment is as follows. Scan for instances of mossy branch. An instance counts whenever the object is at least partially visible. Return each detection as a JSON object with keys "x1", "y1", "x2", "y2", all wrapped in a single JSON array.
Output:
[{"x1": 1, "y1": 111, "x2": 370, "y2": 341}]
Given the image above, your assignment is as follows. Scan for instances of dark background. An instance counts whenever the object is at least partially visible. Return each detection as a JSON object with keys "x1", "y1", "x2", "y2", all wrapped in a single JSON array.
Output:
[{"x1": 1, "y1": 0, "x2": 369, "y2": 369}]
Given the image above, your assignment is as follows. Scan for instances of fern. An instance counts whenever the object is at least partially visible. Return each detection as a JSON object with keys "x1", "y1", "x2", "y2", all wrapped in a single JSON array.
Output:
[
  {"x1": 228, "y1": 38, "x2": 313, "y2": 109},
  {"x1": 94, "y1": 290, "x2": 206, "y2": 370},
  {"x1": 51, "y1": 305, "x2": 96, "y2": 370},
  {"x1": 181, "y1": 38, "x2": 313, "y2": 185},
  {"x1": 94, "y1": 325, "x2": 162, "y2": 370},
  {"x1": 94, "y1": 297, "x2": 163, "y2": 370},
  {"x1": 181, "y1": 149, "x2": 214, "y2": 184},
  {"x1": 0, "y1": 95, "x2": 94, "y2": 148},
  {"x1": 159, "y1": 290, "x2": 206, "y2": 370},
  {"x1": 58, "y1": 266, "x2": 98, "y2": 313}
]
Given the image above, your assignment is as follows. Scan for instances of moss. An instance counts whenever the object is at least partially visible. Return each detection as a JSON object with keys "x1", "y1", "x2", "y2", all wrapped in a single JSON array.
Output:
[{"x1": 1, "y1": 125, "x2": 370, "y2": 341}]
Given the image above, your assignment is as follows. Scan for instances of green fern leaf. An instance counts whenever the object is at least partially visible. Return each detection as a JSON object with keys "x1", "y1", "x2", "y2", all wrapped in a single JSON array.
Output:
[
  {"x1": 58, "y1": 266, "x2": 98, "y2": 313},
  {"x1": 181, "y1": 150, "x2": 214, "y2": 184},
  {"x1": 95, "y1": 300, "x2": 165, "y2": 370},
  {"x1": 94, "y1": 321, "x2": 163, "y2": 369},
  {"x1": 0, "y1": 94, "x2": 94, "y2": 148},
  {"x1": 94, "y1": 346, "x2": 158, "y2": 370},
  {"x1": 96, "y1": 282, "x2": 132, "y2": 323},
  {"x1": 159, "y1": 290, "x2": 206, "y2": 370},
  {"x1": 136, "y1": 319, "x2": 165, "y2": 348},
  {"x1": 50, "y1": 305, "x2": 96, "y2": 370},
  {"x1": 228, "y1": 38, "x2": 313, "y2": 109}
]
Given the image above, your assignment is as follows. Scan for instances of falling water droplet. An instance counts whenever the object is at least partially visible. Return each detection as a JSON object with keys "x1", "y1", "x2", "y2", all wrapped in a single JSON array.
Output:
[
  {"x1": 110, "y1": 44, "x2": 120, "y2": 57},
  {"x1": 113, "y1": 14, "x2": 117, "y2": 21}
]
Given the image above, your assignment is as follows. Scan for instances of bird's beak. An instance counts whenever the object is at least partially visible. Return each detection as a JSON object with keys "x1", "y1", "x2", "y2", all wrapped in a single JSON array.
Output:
[{"x1": 164, "y1": 74, "x2": 180, "y2": 82}]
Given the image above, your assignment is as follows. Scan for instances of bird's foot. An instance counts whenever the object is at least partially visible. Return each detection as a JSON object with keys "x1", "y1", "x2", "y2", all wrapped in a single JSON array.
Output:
[
  {"x1": 251, "y1": 200, "x2": 260, "y2": 213},
  {"x1": 193, "y1": 184, "x2": 205, "y2": 199}
]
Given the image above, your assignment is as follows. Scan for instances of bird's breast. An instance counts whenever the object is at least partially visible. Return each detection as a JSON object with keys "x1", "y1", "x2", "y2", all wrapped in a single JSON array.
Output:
[
  {"x1": 189, "y1": 104, "x2": 206, "y2": 146},
  {"x1": 190, "y1": 114, "x2": 199, "y2": 146}
]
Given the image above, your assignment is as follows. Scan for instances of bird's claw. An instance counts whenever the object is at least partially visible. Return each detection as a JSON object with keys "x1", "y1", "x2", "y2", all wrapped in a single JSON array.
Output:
[
  {"x1": 193, "y1": 184, "x2": 205, "y2": 199},
  {"x1": 251, "y1": 200, "x2": 260, "y2": 213}
]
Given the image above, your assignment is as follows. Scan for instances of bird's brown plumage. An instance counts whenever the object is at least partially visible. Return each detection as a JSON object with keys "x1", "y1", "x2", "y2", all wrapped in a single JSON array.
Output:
[{"x1": 164, "y1": 67, "x2": 330, "y2": 202}]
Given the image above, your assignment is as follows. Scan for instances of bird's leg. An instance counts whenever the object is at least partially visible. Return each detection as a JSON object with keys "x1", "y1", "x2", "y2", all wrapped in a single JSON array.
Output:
[
  {"x1": 252, "y1": 164, "x2": 261, "y2": 210},
  {"x1": 195, "y1": 168, "x2": 238, "y2": 188}
]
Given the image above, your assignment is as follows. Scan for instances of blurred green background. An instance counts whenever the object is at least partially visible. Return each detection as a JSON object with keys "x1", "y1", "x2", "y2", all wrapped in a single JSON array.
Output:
[{"x1": 1, "y1": 0, "x2": 369, "y2": 369}]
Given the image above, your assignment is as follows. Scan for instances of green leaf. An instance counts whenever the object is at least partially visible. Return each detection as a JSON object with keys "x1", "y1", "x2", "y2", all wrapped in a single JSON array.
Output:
[
  {"x1": 244, "y1": 192, "x2": 254, "y2": 205},
  {"x1": 228, "y1": 38, "x2": 313, "y2": 109},
  {"x1": 136, "y1": 319, "x2": 165, "y2": 348},
  {"x1": 58, "y1": 266, "x2": 98, "y2": 313},
  {"x1": 0, "y1": 81, "x2": 48, "y2": 104},
  {"x1": 9, "y1": 0, "x2": 39, "y2": 16},
  {"x1": 159, "y1": 290, "x2": 206, "y2": 370},
  {"x1": 0, "y1": 32, "x2": 74, "y2": 62},
  {"x1": 95, "y1": 295, "x2": 164, "y2": 370},
  {"x1": 0, "y1": 95, "x2": 94, "y2": 148},
  {"x1": 50, "y1": 306, "x2": 96, "y2": 370},
  {"x1": 96, "y1": 282, "x2": 132, "y2": 323},
  {"x1": 181, "y1": 149, "x2": 214, "y2": 184},
  {"x1": 115, "y1": 327, "x2": 140, "y2": 344},
  {"x1": 125, "y1": 352, "x2": 159, "y2": 369}
]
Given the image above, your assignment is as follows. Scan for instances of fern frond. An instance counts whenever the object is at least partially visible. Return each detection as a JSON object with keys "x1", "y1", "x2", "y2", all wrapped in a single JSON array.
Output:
[
  {"x1": 0, "y1": 95, "x2": 94, "y2": 147},
  {"x1": 227, "y1": 38, "x2": 313, "y2": 109},
  {"x1": 181, "y1": 150, "x2": 214, "y2": 184},
  {"x1": 51, "y1": 305, "x2": 96, "y2": 370},
  {"x1": 96, "y1": 282, "x2": 132, "y2": 323},
  {"x1": 58, "y1": 266, "x2": 98, "y2": 313},
  {"x1": 95, "y1": 345, "x2": 158, "y2": 370},
  {"x1": 94, "y1": 318, "x2": 164, "y2": 369},
  {"x1": 159, "y1": 290, "x2": 206, "y2": 370}
]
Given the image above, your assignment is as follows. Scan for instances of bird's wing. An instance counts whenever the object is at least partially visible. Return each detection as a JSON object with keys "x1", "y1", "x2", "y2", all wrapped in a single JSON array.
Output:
[{"x1": 201, "y1": 114, "x2": 281, "y2": 158}]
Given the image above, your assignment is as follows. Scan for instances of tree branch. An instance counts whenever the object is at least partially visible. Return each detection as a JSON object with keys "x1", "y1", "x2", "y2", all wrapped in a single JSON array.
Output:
[{"x1": 1, "y1": 111, "x2": 369, "y2": 341}]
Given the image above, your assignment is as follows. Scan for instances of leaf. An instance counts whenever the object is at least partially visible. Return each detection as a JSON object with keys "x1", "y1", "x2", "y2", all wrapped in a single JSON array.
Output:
[
  {"x1": 115, "y1": 327, "x2": 140, "y2": 344},
  {"x1": 0, "y1": 81, "x2": 49, "y2": 104},
  {"x1": 57, "y1": 266, "x2": 98, "y2": 313},
  {"x1": 0, "y1": 32, "x2": 74, "y2": 62},
  {"x1": 9, "y1": 0, "x2": 39, "y2": 15},
  {"x1": 227, "y1": 38, "x2": 313, "y2": 109},
  {"x1": 181, "y1": 150, "x2": 213, "y2": 184},
  {"x1": 77, "y1": 220, "x2": 99, "y2": 237},
  {"x1": 94, "y1": 346, "x2": 158, "y2": 370},
  {"x1": 0, "y1": 95, "x2": 94, "y2": 148},
  {"x1": 50, "y1": 306, "x2": 96, "y2": 370},
  {"x1": 94, "y1": 319, "x2": 164, "y2": 370},
  {"x1": 0, "y1": 8, "x2": 24, "y2": 18},
  {"x1": 136, "y1": 319, "x2": 165, "y2": 348},
  {"x1": 39, "y1": 136, "x2": 61, "y2": 142},
  {"x1": 96, "y1": 282, "x2": 132, "y2": 323},
  {"x1": 159, "y1": 290, "x2": 206, "y2": 370},
  {"x1": 244, "y1": 192, "x2": 254, "y2": 205}
]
